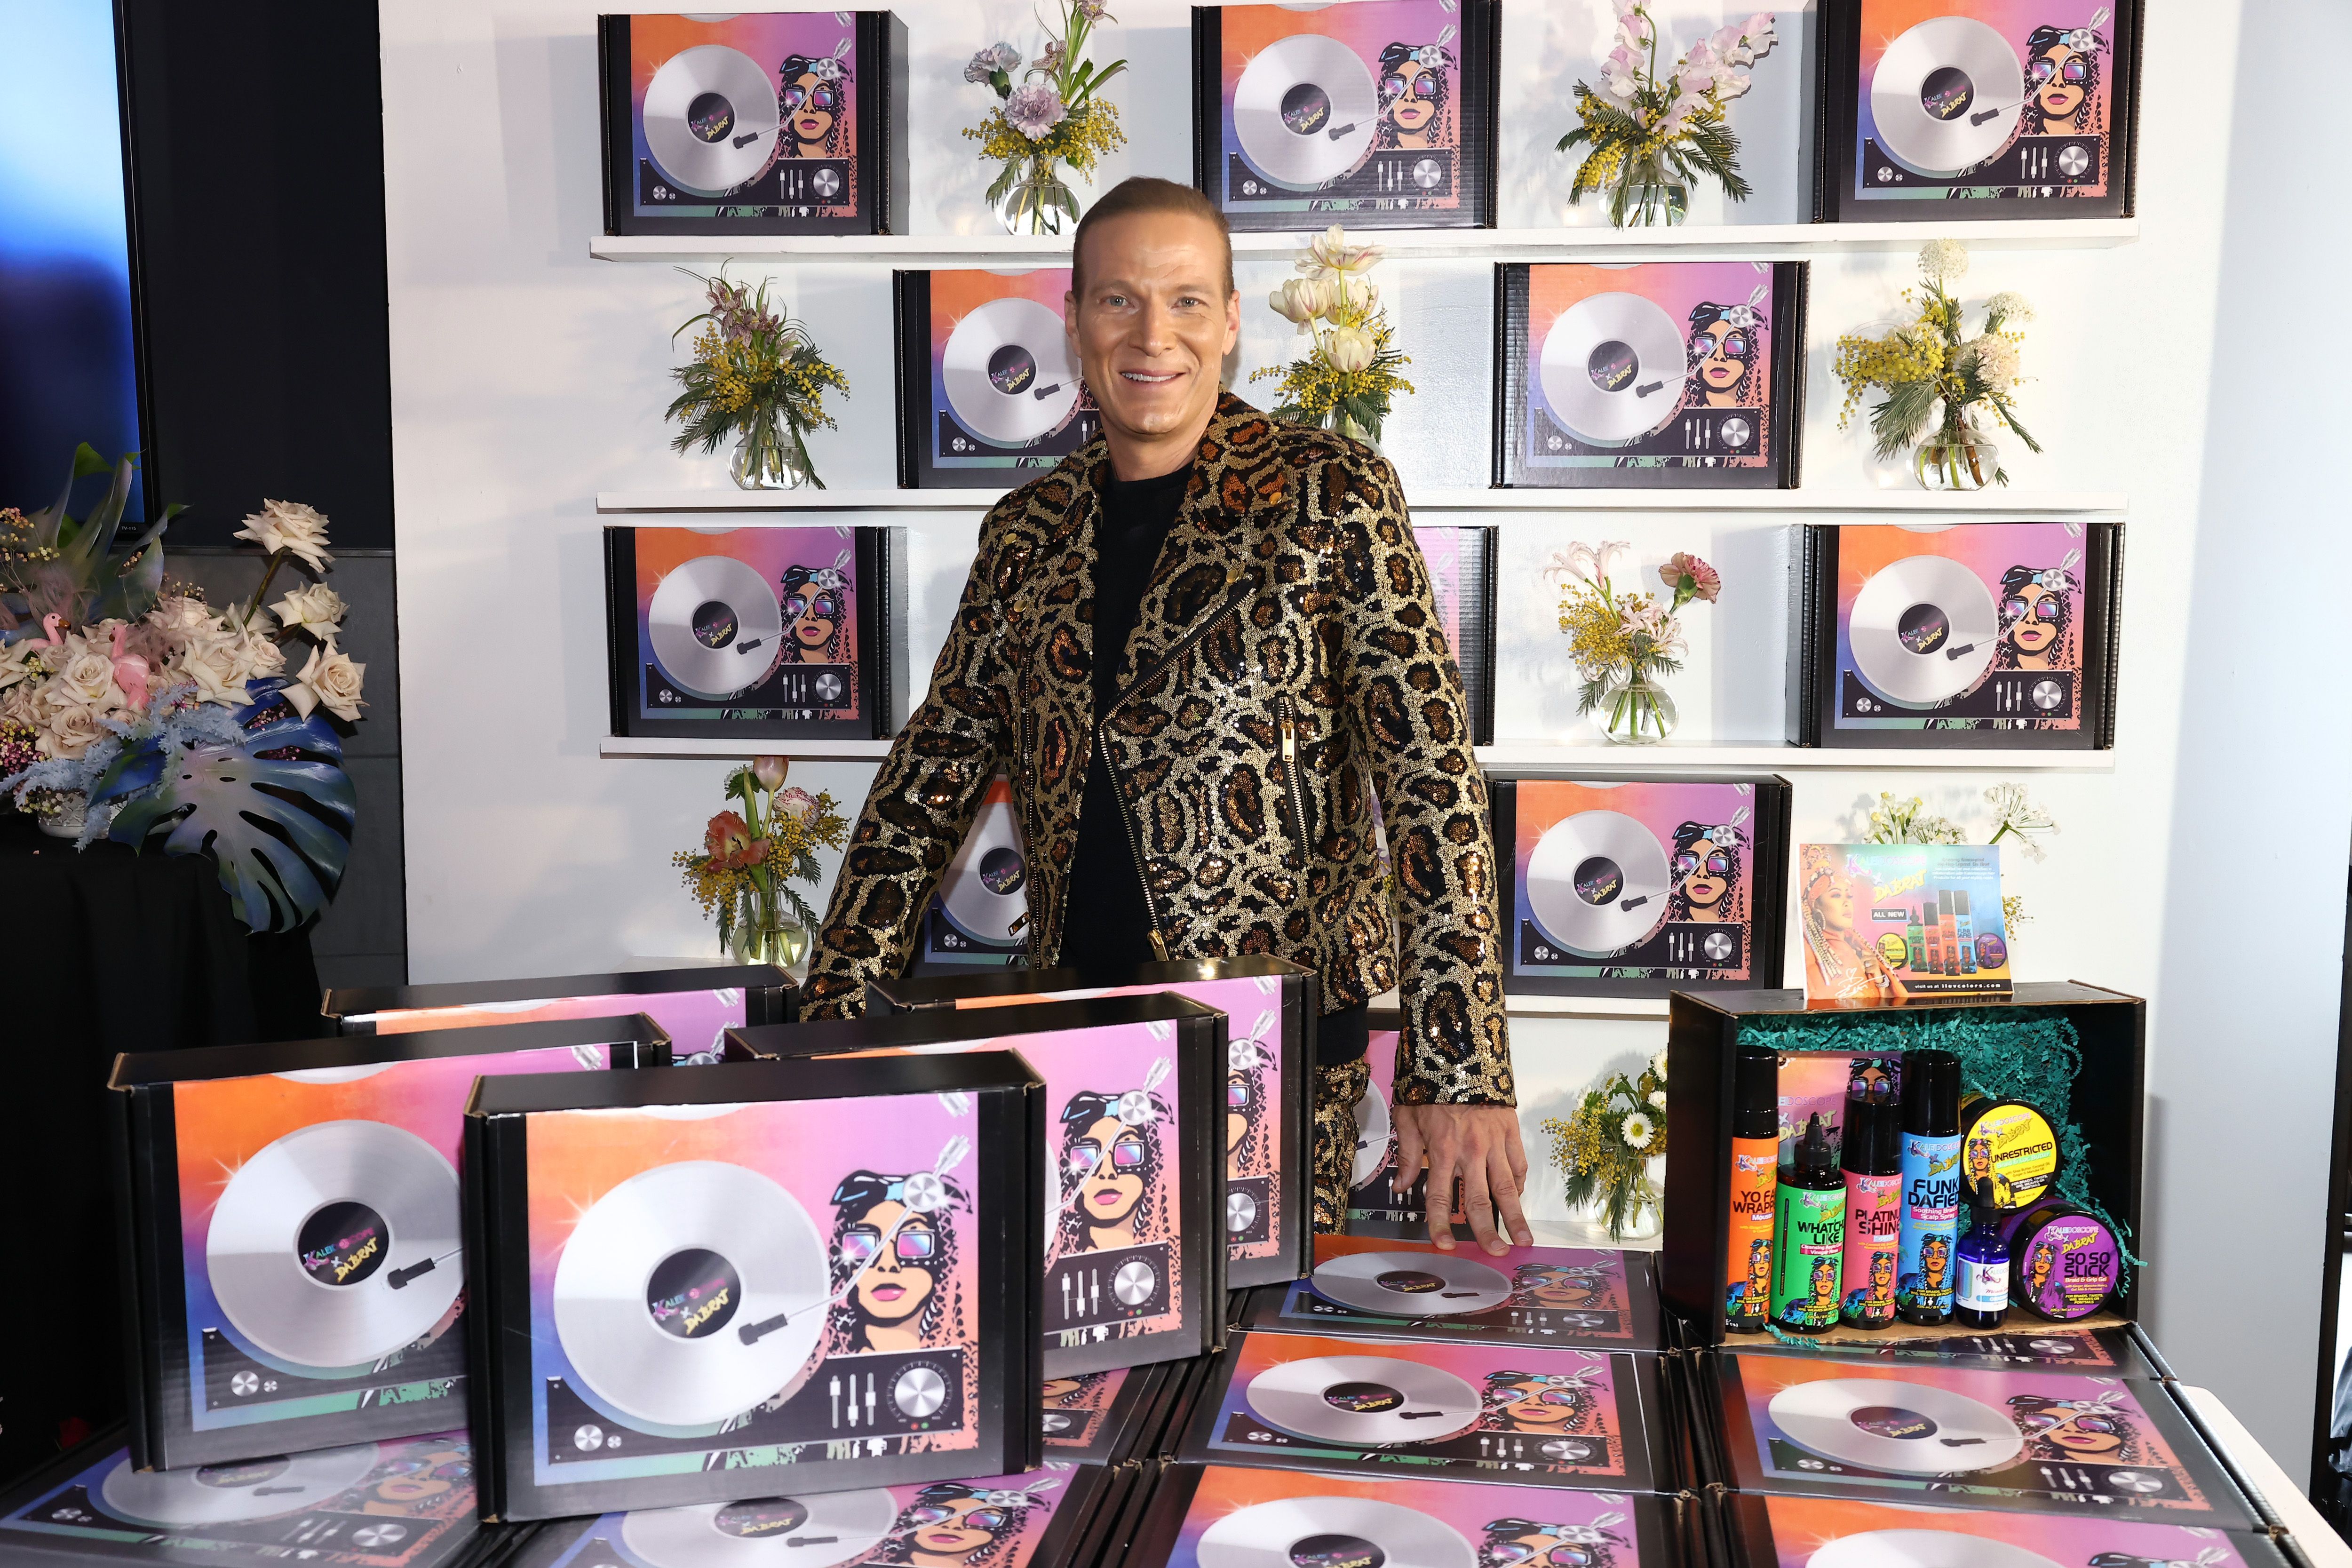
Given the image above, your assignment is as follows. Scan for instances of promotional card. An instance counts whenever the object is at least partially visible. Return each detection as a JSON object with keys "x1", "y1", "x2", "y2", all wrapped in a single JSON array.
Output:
[
  {"x1": 0, "y1": 1432, "x2": 484, "y2": 1568},
  {"x1": 1184, "y1": 1332, "x2": 1664, "y2": 1491},
  {"x1": 599, "y1": 12, "x2": 895, "y2": 235},
  {"x1": 1797, "y1": 843, "x2": 2012, "y2": 1003},
  {"x1": 1498, "y1": 778, "x2": 1791, "y2": 997},
  {"x1": 604, "y1": 525, "x2": 891, "y2": 740},
  {"x1": 1721, "y1": 1491, "x2": 2291, "y2": 1568},
  {"x1": 894, "y1": 270, "x2": 1099, "y2": 487},
  {"x1": 1708, "y1": 1353, "x2": 2257, "y2": 1524},
  {"x1": 1192, "y1": 0, "x2": 1499, "y2": 231},
  {"x1": 1819, "y1": 0, "x2": 2140, "y2": 221},
  {"x1": 1239, "y1": 1234, "x2": 1662, "y2": 1351},
  {"x1": 1497, "y1": 262, "x2": 1804, "y2": 487}
]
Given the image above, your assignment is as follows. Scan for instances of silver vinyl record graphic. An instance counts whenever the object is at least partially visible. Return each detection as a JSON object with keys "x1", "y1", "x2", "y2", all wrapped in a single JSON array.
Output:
[
  {"x1": 1811, "y1": 1532, "x2": 2065, "y2": 1568},
  {"x1": 1870, "y1": 18, "x2": 2025, "y2": 176},
  {"x1": 1233, "y1": 33, "x2": 1379, "y2": 190},
  {"x1": 1768, "y1": 1378, "x2": 2024, "y2": 1475},
  {"x1": 1199, "y1": 1496, "x2": 1478, "y2": 1568},
  {"x1": 206, "y1": 1121, "x2": 462, "y2": 1370},
  {"x1": 1849, "y1": 555, "x2": 2000, "y2": 707},
  {"x1": 644, "y1": 45, "x2": 782, "y2": 196},
  {"x1": 648, "y1": 554, "x2": 786, "y2": 702},
  {"x1": 1538, "y1": 293, "x2": 1687, "y2": 445},
  {"x1": 620, "y1": 1488, "x2": 899, "y2": 1568},
  {"x1": 553, "y1": 1160, "x2": 826, "y2": 1428},
  {"x1": 1526, "y1": 810, "x2": 1672, "y2": 957},
  {"x1": 1309, "y1": 1250, "x2": 1511, "y2": 1315},
  {"x1": 100, "y1": 1445, "x2": 379, "y2": 1527},
  {"x1": 1246, "y1": 1354, "x2": 1480, "y2": 1446},
  {"x1": 938, "y1": 796, "x2": 1027, "y2": 943},
  {"x1": 1350, "y1": 1073, "x2": 1391, "y2": 1189},
  {"x1": 943, "y1": 298, "x2": 1083, "y2": 448}
]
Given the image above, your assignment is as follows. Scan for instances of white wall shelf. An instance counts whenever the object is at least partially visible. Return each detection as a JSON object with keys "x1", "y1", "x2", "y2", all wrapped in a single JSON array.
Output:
[
  {"x1": 599, "y1": 736, "x2": 893, "y2": 761},
  {"x1": 596, "y1": 486, "x2": 2128, "y2": 517},
  {"x1": 589, "y1": 217, "x2": 2138, "y2": 268},
  {"x1": 1477, "y1": 741, "x2": 2115, "y2": 773}
]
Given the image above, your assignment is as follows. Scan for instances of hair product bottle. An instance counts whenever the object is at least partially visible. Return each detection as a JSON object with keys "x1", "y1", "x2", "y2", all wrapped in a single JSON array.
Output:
[
  {"x1": 1839, "y1": 1073, "x2": 1902, "y2": 1330},
  {"x1": 1897, "y1": 1049, "x2": 1963, "y2": 1326},
  {"x1": 1955, "y1": 890, "x2": 1979, "y2": 975},
  {"x1": 1955, "y1": 1177, "x2": 2011, "y2": 1329},
  {"x1": 1923, "y1": 900, "x2": 1942, "y2": 974},
  {"x1": 1939, "y1": 891, "x2": 1960, "y2": 975},
  {"x1": 1905, "y1": 904, "x2": 1926, "y2": 973},
  {"x1": 1725, "y1": 1044, "x2": 1780, "y2": 1333},
  {"x1": 1770, "y1": 1114, "x2": 1845, "y2": 1334}
]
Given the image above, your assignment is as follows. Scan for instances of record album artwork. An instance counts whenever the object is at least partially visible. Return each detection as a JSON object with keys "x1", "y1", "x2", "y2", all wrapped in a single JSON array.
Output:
[
  {"x1": 0, "y1": 1431, "x2": 485, "y2": 1568},
  {"x1": 1239, "y1": 1234, "x2": 1661, "y2": 1352},
  {"x1": 1816, "y1": 0, "x2": 2141, "y2": 222},
  {"x1": 599, "y1": 12, "x2": 901, "y2": 236},
  {"x1": 1496, "y1": 263, "x2": 1805, "y2": 488},
  {"x1": 326, "y1": 965, "x2": 792, "y2": 1065},
  {"x1": 1791, "y1": 522, "x2": 2122, "y2": 748},
  {"x1": 111, "y1": 1021, "x2": 660, "y2": 1470},
  {"x1": 1707, "y1": 1354, "x2": 2259, "y2": 1524},
  {"x1": 1192, "y1": 0, "x2": 1499, "y2": 231},
  {"x1": 1041, "y1": 1367, "x2": 1156, "y2": 1462},
  {"x1": 1720, "y1": 1491, "x2": 2291, "y2": 1568},
  {"x1": 1129, "y1": 1464, "x2": 1677, "y2": 1568},
  {"x1": 895, "y1": 270, "x2": 1100, "y2": 487},
  {"x1": 1184, "y1": 1332, "x2": 1665, "y2": 1490},
  {"x1": 1418, "y1": 525, "x2": 1498, "y2": 746},
  {"x1": 605, "y1": 525, "x2": 896, "y2": 740},
  {"x1": 1495, "y1": 777, "x2": 1792, "y2": 998},
  {"x1": 504, "y1": 1463, "x2": 1117, "y2": 1568},
  {"x1": 1796, "y1": 843, "x2": 2013, "y2": 1003},
  {"x1": 917, "y1": 779, "x2": 1029, "y2": 968}
]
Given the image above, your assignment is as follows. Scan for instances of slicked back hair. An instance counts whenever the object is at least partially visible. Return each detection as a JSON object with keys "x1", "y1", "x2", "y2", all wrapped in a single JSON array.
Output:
[{"x1": 1069, "y1": 176, "x2": 1235, "y2": 301}]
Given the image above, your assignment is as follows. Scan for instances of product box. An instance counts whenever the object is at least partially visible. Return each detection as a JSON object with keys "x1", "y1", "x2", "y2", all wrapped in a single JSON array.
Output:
[
  {"x1": 1343, "y1": 1009, "x2": 1458, "y2": 1235},
  {"x1": 893, "y1": 270, "x2": 1100, "y2": 488},
  {"x1": 1494, "y1": 776, "x2": 1793, "y2": 998},
  {"x1": 1796, "y1": 843, "x2": 2014, "y2": 1003},
  {"x1": 1494, "y1": 263, "x2": 1805, "y2": 488},
  {"x1": 0, "y1": 1426, "x2": 500, "y2": 1568},
  {"x1": 1419, "y1": 524, "x2": 1498, "y2": 746},
  {"x1": 109, "y1": 1016, "x2": 671, "y2": 1471},
  {"x1": 501, "y1": 1461, "x2": 1127, "y2": 1568},
  {"x1": 1789, "y1": 521, "x2": 2124, "y2": 748},
  {"x1": 729, "y1": 994, "x2": 1228, "y2": 1377},
  {"x1": 1043, "y1": 1366, "x2": 1167, "y2": 1465},
  {"x1": 598, "y1": 11, "x2": 906, "y2": 236},
  {"x1": 1179, "y1": 1331, "x2": 1680, "y2": 1491},
  {"x1": 870, "y1": 956, "x2": 1315, "y2": 1289},
  {"x1": 1122, "y1": 1463, "x2": 1691, "y2": 1568},
  {"x1": 603, "y1": 525, "x2": 907, "y2": 740},
  {"x1": 463, "y1": 1051, "x2": 1043, "y2": 1520},
  {"x1": 1708, "y1": 1489, "x2": 2299, "y2": 1568},
  {"x1": 1235, "y1": 1234, "x2": 1664, "y2": 1352},
  {"x1": 1191, "y1": 0, "x2": 1500, "y2": 232},
  {"x1": 1813, "y1": 0, "x2": 2142, "y2": 223},
  {"x1": 911, "y1": 777, "x2": 1028, "y2": 968},
  {"x1": 1694, "y1": 1351, "x2": 2267, "y2": 1526},
  {"x1": 1661, "y1": 983, "x2": 2145, "y2": 1348},
  {"x1": 325, "y1": 964, "x2": 793, "y2": 1061}
]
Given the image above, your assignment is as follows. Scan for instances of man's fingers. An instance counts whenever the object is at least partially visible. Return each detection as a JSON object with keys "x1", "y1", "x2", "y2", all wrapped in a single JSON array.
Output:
[
  {"x1": 1459, "y1": 1160, "x2": 1503, "y2": 1255},
  {"x1": 1491, "y1": 1144, "x2": 1534, "y2": 1247},
  {"x1": 1393, "y1": 1114, "x2": 1426, "y2": 1195}
]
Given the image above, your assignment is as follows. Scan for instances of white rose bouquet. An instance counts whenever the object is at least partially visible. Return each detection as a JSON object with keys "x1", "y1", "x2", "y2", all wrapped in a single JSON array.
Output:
[{"x1": 1251, "y1": 226, "x2": 1414, "y2": 446}]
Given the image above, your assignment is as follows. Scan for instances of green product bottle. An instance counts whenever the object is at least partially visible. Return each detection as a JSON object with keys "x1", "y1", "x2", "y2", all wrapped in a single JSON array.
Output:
[{"x1": 1771, "y1": 1112, "x2": 1847, "y2": 1333}]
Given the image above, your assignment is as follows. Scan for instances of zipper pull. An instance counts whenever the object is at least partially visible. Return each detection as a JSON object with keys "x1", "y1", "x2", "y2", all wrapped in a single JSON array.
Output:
[
  {"x1": 1279, "y1": 704, "x2": 1297, "y2": 768},
  {"x1": 1147, "y1": 931, "x2": 1168, "y2": 961}
]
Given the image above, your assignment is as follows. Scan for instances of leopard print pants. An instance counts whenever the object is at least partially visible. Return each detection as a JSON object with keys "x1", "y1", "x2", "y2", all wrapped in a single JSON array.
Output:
[{"x1": 1311, "y1": 1058, "x2": 1370, "y2": 1235}]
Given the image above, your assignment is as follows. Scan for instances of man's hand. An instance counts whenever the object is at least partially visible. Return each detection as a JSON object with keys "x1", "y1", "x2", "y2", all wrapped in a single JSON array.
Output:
[{"x1": 1392, "y1": 1104, "x2": 1532, "y2": 1256}]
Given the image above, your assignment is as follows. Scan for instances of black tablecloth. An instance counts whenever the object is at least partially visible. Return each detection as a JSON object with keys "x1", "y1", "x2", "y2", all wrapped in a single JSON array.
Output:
[{"x1": 0, "y1": 812, "x2": 322, "y2": 1478}]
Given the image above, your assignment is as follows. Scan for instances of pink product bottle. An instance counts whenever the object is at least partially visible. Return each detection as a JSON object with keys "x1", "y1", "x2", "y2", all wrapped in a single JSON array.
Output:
[{"x1": 1839, "y1": 1079, "x2": 1902, "y2": 1329}]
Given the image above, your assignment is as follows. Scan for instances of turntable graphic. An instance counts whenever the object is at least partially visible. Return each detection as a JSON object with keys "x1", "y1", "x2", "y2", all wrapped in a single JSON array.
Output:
[
  {"x1": 1232, "y1": 34, "x2": 1379, "y2": 192},
  {"x1": 628, "y1": 529, "x2": 863, "y2": 724},
  {"x1": 1845, "y1": 554, "x2": 2001, "y2": 711},
  {"x1": 1524, "y1": 811, "x2": 1673, "y2": 959},
  {"x1": 1199, "y1": 1496, "x2": 1479, "y2": 1568},
  {"x1": 941, "y1": 298, "x2": 1085, "y2": 451},
  {"x1": 924, "y1": 783, "x2": 1027, "y2": 963}
]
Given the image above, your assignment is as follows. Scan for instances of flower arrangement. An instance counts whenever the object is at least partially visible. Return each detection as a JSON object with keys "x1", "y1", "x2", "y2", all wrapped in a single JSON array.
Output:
[
  {"x1": 1542, "y1": 1052, "x2": 1669, "y2": 1241},
  {"x1": 1833, "y1": 241, "x2": 2041, "y2": 489},
  {"x1": 1253, "y1": 227, "x2": 1414, "y2": 446},
  {"x1": 675, "y1": 755, "x2": 849, "y2": 969},
  {"x1": 962, "y1": 0, "x2": 1127, "y2": 236},
  {"x1": 1544, "y1": 541, "x2": 1719, "y2": 744},
  {"x1": 666, "y1": 269, "x2": 849, "y2": 491},
  {"x1": 1862, "y1": 783, "x2": 2059, "y2": 930},
  {"x1": 0, "y1": 449, "x2": 363, "y2": 931},
  {"x1": 1557, "y1": 8, "x2": 1777, "y2": 227}
]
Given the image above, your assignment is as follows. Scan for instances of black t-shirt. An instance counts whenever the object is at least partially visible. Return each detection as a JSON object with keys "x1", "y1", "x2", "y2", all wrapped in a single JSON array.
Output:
[{"x1": 1057, "y1": 463, "x2": 1368, "y2": 1066}]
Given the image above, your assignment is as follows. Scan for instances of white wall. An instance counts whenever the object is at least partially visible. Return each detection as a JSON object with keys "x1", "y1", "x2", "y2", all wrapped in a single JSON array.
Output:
[{"x1": 380, "y1": 0, "x2": 2346, "y2": 1471}]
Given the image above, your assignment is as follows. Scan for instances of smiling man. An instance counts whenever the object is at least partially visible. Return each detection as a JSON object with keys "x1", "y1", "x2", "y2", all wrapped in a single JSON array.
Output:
[{"x1": 803, "y1": 176, "x2": 1526, "y2": 1254}]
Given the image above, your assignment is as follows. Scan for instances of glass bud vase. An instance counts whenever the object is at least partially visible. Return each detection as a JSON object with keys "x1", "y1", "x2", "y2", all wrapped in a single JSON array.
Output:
[
  {"x1": 1591, "y1": 665, "x2": 1678, "y2": 745},
  {"x1": 731, "y1": 420, "x2": 812, "y2": 491},
  {"x1": 1913, "y1": 423, "x2": 2000, "y2": 492},
  {"x1": 730, "y1": 912, "x2": 810, "y2": 972},
  {"x1": 1613, "y1": 149, "x2": 1688, "y2": 229}
]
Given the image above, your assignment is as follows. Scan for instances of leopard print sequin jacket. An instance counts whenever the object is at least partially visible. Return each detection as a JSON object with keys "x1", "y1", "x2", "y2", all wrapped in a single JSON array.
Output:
[{"x1": 804, "y1": 397, "x2": 1513, "y2": 1106}]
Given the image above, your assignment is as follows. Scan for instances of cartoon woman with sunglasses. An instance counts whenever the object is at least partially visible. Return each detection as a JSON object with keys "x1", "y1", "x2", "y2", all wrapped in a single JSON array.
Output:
[
  {"x1": 868, "y1": 1480, "x2": 1056, "y2": 1568},
  {"x1": 1478, "y1": 1367, "x2": 1601, "y2": 1436},
  {"x1": 1374, "y1": 41, "x2": 1455, "y2": 153},
  {"x1": 2025, "y1": 1236, "x2": 2059, "y2": 1303},
  {"x1": 1478, "y1": 1518, "x2": 1625, "y2": 1568},
  {"x1": 824, "y1": 1168, "x2": 969, "y2": 1357},
  {"x1": 780, "y1": 562, "x2": 853, "y2": 664},
  {"x1": 1665, "y1": 820, "x2": 1746, "y2": 927},
  {"x1": 1512, "y1": 1261, "x2": 1614, "y2": 1313},
  {"x1": 1054, "y1": 1087, "x2": 1171, "y2": 1258},
  {"x1": 2009, "y1": 1388, "x2": 2143, "y2": 1463},
  {"x1": 1685, "y1": 296, "x2": 1767, "y2": 411},
  {"x1": 1227, "y1": 1035, "x2": 1269, "y2": 1175},
  {"x1": 1994, "y1": 562, "x2": 2077, "y2": 674},
  {"x1": 2017, "y1": 17, "x2": 2107, "y2": 141},
  {"x1": 777, "y1": 48, "x2": 852, "y2": 162}
]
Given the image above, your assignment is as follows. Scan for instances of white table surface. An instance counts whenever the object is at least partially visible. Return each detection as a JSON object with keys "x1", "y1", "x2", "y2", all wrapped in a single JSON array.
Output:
[{"x1": 2175, "y1": 1385, "x2": 2351, "y2": 1567}]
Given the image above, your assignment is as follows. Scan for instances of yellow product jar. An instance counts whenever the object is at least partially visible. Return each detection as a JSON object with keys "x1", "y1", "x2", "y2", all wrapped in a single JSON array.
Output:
[{"x1": 1955, "y1": 1096, "x2": 2059, "y2": 1211}]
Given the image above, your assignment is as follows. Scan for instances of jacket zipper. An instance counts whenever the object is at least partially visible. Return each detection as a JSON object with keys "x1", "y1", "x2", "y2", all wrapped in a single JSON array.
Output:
[
  {"x1": 1017, "y1": 699, "x2": 1041, "y2": 965},
  {"x1": 1095, "y1": 571, "x2": 1260, "y2": 963},
  {"x1": 1277, "y1": 694, "x2": 1310, "y2": 871}
]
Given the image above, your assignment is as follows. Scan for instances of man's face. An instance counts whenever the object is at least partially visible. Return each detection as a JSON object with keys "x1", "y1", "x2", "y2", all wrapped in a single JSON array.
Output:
[{"x1": 1066, "y1": 211, "x2": 1239, "y2": 454}]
